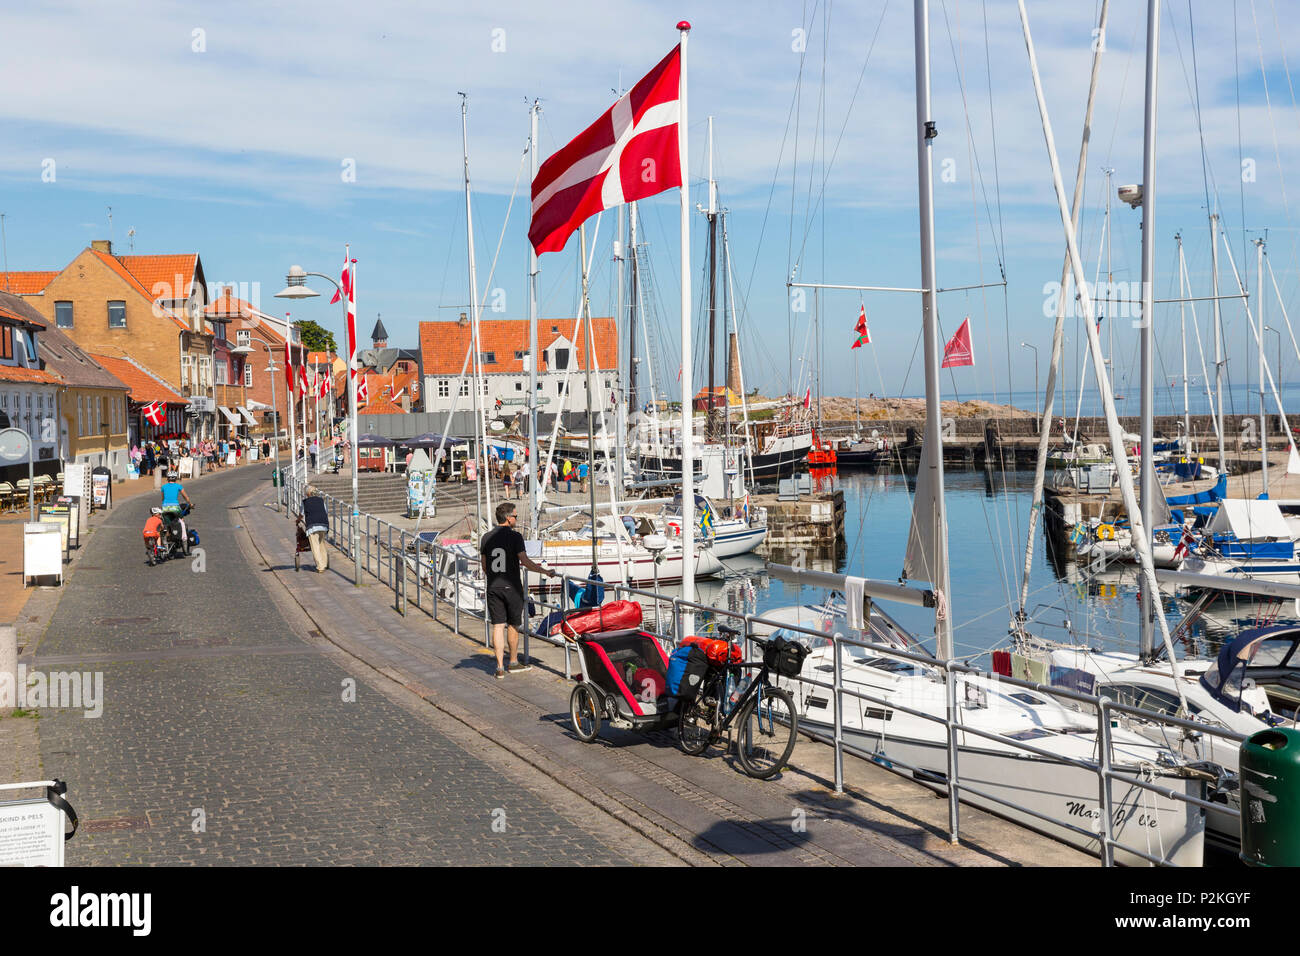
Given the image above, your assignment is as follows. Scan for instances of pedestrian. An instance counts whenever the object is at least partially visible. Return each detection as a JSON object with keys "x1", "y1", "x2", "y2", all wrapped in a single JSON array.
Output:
[
  {"x1": 310, "y1": 438, "x2": 318, "y2": 471},
  {"x1": 502, "y1": 462, "x2": 513, "y2": 497},
  {"x1": 301, "y1": 484, "x2": 330, "y2": 573},
  {"x1": 261, "y1": 438, "x2": 270, "y2": 460},
  {"x1": 481, "y1": 501, "x2": 555, "y2": 679},
  {"x1": 578, "y1": 460, "x2": 589, "y2": 494},
  {"x1": 562, "y1": 457, "x2": 573, "y2": 492}
]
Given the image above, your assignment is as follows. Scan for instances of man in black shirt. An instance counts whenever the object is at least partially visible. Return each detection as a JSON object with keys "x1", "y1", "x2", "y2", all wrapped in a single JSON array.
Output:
[{"x1": 481, "y1": 501, "x2": 555, "y2": 679}]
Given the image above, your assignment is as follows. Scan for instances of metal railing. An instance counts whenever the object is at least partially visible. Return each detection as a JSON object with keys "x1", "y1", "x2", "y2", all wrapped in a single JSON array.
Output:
[{"x1": 278, "y1": 468, "x2": 1242, "y2": 867}]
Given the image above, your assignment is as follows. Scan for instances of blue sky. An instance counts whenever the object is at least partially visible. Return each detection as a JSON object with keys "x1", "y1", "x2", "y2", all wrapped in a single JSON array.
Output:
[{"x1": 2, "y1": 1, "x2": 1299, "y2": 408}]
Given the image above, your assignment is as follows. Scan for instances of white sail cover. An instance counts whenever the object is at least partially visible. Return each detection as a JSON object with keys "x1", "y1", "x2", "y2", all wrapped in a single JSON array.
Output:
[
  {"x1": 1206, "y1": 499, "x2": 1291, "y2": 540},
  {"x1": 903, "y1": 437, "x2": 940, "y2": 584}
]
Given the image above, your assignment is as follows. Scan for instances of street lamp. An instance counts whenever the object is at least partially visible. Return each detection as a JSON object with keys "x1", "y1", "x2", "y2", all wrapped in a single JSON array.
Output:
[
  {"x1": 1020, "y1": 342, "x2": 1040, "y2": 431},
  {"x1": 276, "y1": 262, "x2": 360, "y2": 587},
  {"x1": 233, "y1": 340, "x2": 284, "y2": 511}
]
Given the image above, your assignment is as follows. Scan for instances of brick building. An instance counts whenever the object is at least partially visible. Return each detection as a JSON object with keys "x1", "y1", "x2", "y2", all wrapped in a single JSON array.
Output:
[
  {"x1": 205, "y1": 289, "x2": 304, "y2": 437},
  {"x1": 0, "y1": 291, "x2": 67, "y2": 481},
  {"x1": 14, "y1": 242, "x2": 218, "y2": 439}
]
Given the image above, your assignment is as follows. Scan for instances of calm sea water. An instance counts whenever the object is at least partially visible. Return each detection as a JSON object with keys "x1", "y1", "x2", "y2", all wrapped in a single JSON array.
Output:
[{"x1": 673, "y1": 468, "x2": 1297, "y2": 662}]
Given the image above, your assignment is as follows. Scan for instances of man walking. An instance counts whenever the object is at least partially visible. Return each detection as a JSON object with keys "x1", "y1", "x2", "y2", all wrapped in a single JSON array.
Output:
[{"x1": 481, "y1": 502, "x2": 554, "y2": 679}]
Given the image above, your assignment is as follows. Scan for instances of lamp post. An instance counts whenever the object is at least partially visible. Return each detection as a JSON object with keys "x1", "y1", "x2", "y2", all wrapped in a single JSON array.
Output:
[
  {"x1": 1020, "y1": 342, "x2": 1040, "y2": 432},
  {"x1": 276, "y1": 263, "x2": 360, "y2": 586},
  {"x1": 233, "y1": 339, "x2": 283, "y2": 510}
]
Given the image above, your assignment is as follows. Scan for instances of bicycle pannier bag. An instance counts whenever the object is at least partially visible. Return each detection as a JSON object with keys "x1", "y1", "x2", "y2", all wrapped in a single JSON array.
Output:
[
  {"x1": 682, "y1": 635, "x2": 742, "y2": 665},
  {"x1": 666, "y1": 645, "x2": 710, "y2": 701},
  {"x1": 764, "y1": 636, "x2": 809, "y2": 678}
]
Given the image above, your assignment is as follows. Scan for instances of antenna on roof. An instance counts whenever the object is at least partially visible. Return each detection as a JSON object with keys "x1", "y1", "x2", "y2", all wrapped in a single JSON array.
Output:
[
  {"x1": 127, "y1": 227, "x2": 135, "y2": 253},
  {"x1": 107, "y1": 206, "x2": 113, "y2": 247}
]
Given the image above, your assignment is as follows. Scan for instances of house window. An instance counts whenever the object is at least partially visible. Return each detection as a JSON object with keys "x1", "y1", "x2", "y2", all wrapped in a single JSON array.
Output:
[
  {"x1": 198, "y1": 357, "x2": 212, "y2": 387},
  {"x1": 108, "y1": 301, "x2": 127, "y2": 328},
  {"x1": 514, "y1": 350, "x2": 526, "y2": 359},
  {"x1": 554, "y1": 348, "x2": 570, "y2": 370},
  {"x1": 480, "y1": 352, "x2": 496, "y2": 365},
  {"x1": 78, "y1": 396, "x2": 84, "y2": 436},
  {"x1": 515, "y1": 382, "x2": 522, "y2": 391},
  {"x1": 215, "y1": 360, "x2": 228, "y2": 385},
  {"x1": 245, "y1": 366, "x2": 253, "y2": 387},
  {"x1": 459, "y1": 380, "x2": 469, "y2": 397},
  {"x1": 480, "y1": 380, "x2": 489, "y2": 396},
  {"x1": 237, "y1": 329, "x2": 251, "y2": 347},
  {"x1": 181, "y1": 355, "x2": 193, "y2": 385},
  {"x1": 438, "y1": 379, "x2": 450, "y2": 398},
  {"x1": 56, "y1": 302, "x2": 73, "y2": 328},
  {"x1": 0, "y1": 326, "x2": 11, "y2": 361}
]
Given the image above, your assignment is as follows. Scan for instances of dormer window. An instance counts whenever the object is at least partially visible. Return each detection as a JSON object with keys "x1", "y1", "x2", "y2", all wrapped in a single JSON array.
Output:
[
  {"x1": 480, "y1": 352, "x2": 496, "y2": 365},
  {"x1": 554, "y1": 348, "x2": 569, "y2": 370}
]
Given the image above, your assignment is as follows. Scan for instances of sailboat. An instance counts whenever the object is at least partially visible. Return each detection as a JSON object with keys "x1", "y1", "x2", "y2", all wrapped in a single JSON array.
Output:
[{"x1": 774, "y1": 0, "x2": 1206, "y2": 867}]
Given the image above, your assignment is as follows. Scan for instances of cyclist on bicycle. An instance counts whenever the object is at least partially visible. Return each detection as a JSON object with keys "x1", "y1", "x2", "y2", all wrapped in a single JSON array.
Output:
[{"x1": 160, "y1": 474, "x2": 193, "y2": 554}]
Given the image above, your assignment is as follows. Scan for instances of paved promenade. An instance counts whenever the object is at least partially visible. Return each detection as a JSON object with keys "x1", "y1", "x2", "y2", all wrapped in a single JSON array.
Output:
[{"x1": 11, "y1": 461, "x2": 1092, "y2": 865}]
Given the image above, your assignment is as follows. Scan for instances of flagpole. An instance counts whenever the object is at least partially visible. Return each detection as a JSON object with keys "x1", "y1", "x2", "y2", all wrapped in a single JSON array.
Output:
[
  {"x1": 677, "y1": 20, "x2": 695, "y2": 632},
  {"x1": 529, "y1": 98, "x2": 542, "y2": 534},
  {"x1": 284, "y1": 313, "x2": 298, "y2": 495},
  {"x1": 348, "y1": 251, "x2": 361, "y2": 586}
]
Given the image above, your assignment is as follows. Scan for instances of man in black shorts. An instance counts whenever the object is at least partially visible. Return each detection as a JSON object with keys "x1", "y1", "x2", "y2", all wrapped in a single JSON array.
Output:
[{"x1": 481, "y1": 501, "x2": 555, "y2": 679}]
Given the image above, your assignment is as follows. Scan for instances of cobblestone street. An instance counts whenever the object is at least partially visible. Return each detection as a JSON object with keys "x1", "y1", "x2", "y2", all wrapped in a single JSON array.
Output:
[{"x1": 29, "y1": 466, "x2": 668, "y2": 864}]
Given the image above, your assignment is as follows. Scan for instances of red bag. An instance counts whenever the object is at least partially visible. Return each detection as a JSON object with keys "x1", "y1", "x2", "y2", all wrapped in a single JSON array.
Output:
[
  {"x1": 682, "y1": 635, "x2": 742, "y2": 665},
  {"x1": 551, "y1": 600, "x2": 644, "y2": 640}
]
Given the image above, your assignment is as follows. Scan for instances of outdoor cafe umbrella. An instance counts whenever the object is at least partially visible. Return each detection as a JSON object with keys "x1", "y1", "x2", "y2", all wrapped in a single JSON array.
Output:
[{"x1": 406, "y1": 432, "x2": 465, "y2": 448}]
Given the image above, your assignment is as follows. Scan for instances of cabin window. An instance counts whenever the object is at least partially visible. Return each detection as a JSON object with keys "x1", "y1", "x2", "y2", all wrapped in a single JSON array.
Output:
[{"x1": 108, "y1": 301, "x2": 127, "y2": 328}]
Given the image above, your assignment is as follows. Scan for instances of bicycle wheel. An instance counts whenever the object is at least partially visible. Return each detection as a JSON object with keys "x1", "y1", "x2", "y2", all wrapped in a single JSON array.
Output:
[
  {"x1": 570, "y1": 684, "x2": 601, "y2": 742},
  {"x1": 676, "y1": 697, "x2": 714, "y2": 756},
  {"x1": 735, "y1": 684, "x2": 798, "y2": 779}
]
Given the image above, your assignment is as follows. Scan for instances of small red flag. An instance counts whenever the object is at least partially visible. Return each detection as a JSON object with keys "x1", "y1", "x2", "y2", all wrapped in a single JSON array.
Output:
[
  {"x1": 283, "y1": 338, "x2": 295, "y2": 398},
  {"x1": 855, "y1": 304, "x2": 869, "y2": 340},
  {"x1": 356, "y1": 374, "x2": 369, "y2": 405},
  {"x1": 803, "y1": 386, "x2": 811, "y2": 409},
  {"x1": 941, "y1": 316, "x2": 975, "y2": 368}
]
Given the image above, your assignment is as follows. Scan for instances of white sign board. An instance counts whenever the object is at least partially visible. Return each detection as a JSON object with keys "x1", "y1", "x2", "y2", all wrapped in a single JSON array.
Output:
[
  {"x1": 23, "y1": 522, "x2": 62, "y2": 585},
  {"x1": 63, "y1": 464, "x2": 90, "y2": 534},
  {"x1": 0, "y1": 798, "x2": 64, "y2": 866}
]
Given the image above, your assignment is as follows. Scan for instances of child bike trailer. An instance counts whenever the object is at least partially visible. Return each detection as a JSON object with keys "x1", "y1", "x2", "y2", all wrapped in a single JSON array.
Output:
[{"x1": 569, "y1": 627, "x2": 678, "y2": 741}]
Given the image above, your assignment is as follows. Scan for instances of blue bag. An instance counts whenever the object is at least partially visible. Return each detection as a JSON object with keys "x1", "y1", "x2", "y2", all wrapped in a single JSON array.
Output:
[{"x1": 665, "y1": 645, "x2": 709, "y2": 701}]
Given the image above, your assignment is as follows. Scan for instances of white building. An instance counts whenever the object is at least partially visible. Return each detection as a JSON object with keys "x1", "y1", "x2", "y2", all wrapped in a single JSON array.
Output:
[{"x1": 419, "y1": 315, "x2": 620, "y2": 419}]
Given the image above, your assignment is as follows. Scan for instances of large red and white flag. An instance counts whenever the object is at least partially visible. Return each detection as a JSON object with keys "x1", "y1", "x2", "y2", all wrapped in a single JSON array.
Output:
[
  {"x1": 529, "y1": 45, "x2": 683, "y2": 254},
  {"x1": 356, "y1": 374, "x2": 369, "y2": 405},
  {"x1": 142, "y1": 401, "x2": 166, "y2": 427},
  {"x1": 941, "y1": 316, "x2": 975, "y2": 368},
  {"x1": 283, "y1": 338, "x2": 296, "y2": 399},
  {"x1": 345, "y1": 259, "x2": 358, "y2": 380},
  {"x1": 299, "y1": 362, "x2": 311, "y2": 396}
]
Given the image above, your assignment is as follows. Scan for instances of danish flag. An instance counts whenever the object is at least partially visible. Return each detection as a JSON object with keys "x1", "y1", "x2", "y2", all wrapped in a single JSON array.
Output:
[
  {"x1": 142, "y1": 401, "x2": 166, "y2": 427},
  {"x1": 529, "y1": 45, "x2": 682, "y2": 254},
  {"x1": 284, "y1": 338, "x2": 295, "y2": 398},
  {"x1": 356, "y1": 374, "x2": 369, "y2": 405}
]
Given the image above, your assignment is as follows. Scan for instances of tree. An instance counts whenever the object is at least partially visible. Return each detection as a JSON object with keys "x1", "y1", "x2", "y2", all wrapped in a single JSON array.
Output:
[{"x1": 296, "y1": 319, "x2": 336, "y2": 353}]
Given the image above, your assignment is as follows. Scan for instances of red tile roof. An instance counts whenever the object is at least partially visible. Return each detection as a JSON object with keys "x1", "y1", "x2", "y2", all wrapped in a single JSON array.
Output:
[
  {"x1": 89, "y1": 353, "x2": 185, "y2": 405},
  {"x1": 0, "y1": 365, "x2": 60, "y2": 385},
  {"x1": 419, "y1": 318, "x2": 617, "y2": 376},
  {"x1": 0, "y1": 272, "x2": 58, "y2": 295},
  {"x1": 116, "y1": 254, "x2": 197, "y2": 301},
  {"x1": 204, "y1": 288, "x2": 255, "y2": 318},
  {"x1": 359, "y1": 396, "x2": 404, "y2": 415}
]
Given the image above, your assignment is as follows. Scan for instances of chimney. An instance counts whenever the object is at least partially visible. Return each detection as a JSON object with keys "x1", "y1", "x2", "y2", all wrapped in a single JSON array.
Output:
[
  {"x1": 727, "y1": 333, "x2": 742, "y2": 395},
  {"x1": 91, "y1": 239, "x2": 112, "y2": 254},
  {"x1": 458, "y1": 312, "x2": 469, "y2": 327},
  {"x1": 401, "y1": 393, "x2": 411, "y2": 412}
]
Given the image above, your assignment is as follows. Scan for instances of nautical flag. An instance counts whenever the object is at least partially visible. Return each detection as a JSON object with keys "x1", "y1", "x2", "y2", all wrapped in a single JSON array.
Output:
[
  {"x1": 529, "y1": 45, "x2": 683, "y2": 254},
  {"x1": 851, "y1": 334, "x2": 869, "y2": 350},
  {"x1": 941, "y1": 316, "x2": 975, "y2": 368},
  {"x1": 284, "y1": 337, "x2": 295, "y2": 398},
  {"x1": 853, "y1": 303, "x2": 870, "y2": 346},
  {"x1": 741, "y1": 493, "x2": 750, "y2": 522},
  {"x1": 803, "y1": 386, "x2": 811, "y2": 409},
  {"x1": 1173, "y1": 527, "x2": 1197, "y2": 560},
  {"x1": 698, "y1": 505, "x2": 713, "y2": 538},
  {"x1": 142, "y1": 401, "x2": 166, "y2": 427}
]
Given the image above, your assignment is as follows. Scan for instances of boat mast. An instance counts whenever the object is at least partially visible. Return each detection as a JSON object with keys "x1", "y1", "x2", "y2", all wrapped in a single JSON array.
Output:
[
  {"x1": 1016, "y1": 0, "x2": 1108, "y2": 626},
  {"x1": 628, "y1": 202, "x2": 639, "y2": 452},
  {"x1": 529, "y1": 98, "x2": 541, "y2": 533},
  {"x1": 678, "y1": 21, "x2": 696, "y2": 625},
  {"x1": 1256, "y1": 237, "x2": 1268, "y2": 495},
  {"x1": 1211, "y1": 210, "x2": 1225, "y2": 472},
  {"x1": 461, "y1": 94, "x2": 490, "y2": 533},
  {"x1": 1178, "y1": 233, "x2": 1191, "y2": 449},
  {"x1": 913, "y1": 0, "x2": 953, "y2": 660},
  {"x1": 578, "y1": 223, "x2": 600, "y2": 576},
  {"x1": 1137, "y1": 0, "x2": 1159, "y2": 660},
  {"x1": 706, "y1": 116, "x2": 718, "y2": 442}
]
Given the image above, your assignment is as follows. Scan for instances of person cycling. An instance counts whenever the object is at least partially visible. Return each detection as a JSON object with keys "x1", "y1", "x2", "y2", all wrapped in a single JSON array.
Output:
[
  {"x1": 160, "y1": 474, "x2": 194, "y2": 553},
  {"x1": 142, "y1": 508, "x2": 165, "y2": 563}
]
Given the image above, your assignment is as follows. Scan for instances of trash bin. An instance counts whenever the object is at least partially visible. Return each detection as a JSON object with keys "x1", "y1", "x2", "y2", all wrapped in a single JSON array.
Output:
[
  {"x1": 271, "y1": 469, "x2": 281, "y2": 488},
  {"x1": 1240, "y1": 727, "x2": 1300, "y2": 866}
]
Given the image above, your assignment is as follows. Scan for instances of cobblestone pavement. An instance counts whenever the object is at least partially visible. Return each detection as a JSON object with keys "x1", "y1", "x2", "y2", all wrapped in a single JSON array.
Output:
[{"x1": 30, "y1": 466, "x2": 669, "y2": 865}]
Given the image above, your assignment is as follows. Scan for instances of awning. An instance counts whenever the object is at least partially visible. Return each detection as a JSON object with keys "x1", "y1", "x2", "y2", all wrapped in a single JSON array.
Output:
[
  {"x1": 218, "y1": 406, "x2": 241, "y2": 425},
  {"x1": 237, "y1": 406, "x2": 258, "y2": 426}
]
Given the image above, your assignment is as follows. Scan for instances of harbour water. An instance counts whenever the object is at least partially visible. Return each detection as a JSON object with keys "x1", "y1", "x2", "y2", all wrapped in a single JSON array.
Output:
[{"x1": 671, "y1": 467, "x2": 1299, "y2": 662}]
